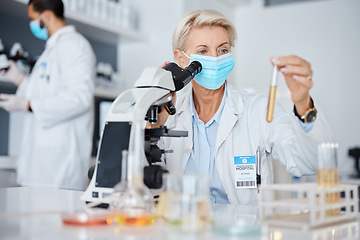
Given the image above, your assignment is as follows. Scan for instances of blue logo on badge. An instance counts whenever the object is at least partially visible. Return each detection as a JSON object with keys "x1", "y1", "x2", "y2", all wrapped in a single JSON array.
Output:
[{"x1": 234, "y1": 156, "x2": 255, "y2": 165}]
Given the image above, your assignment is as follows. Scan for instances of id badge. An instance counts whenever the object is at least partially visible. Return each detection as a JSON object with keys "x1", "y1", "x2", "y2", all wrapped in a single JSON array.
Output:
[
  {"x1": 234, "y1": 156, "x2": 257, "y2": 189},
  {"x1": 39, "y1": 62, "x2": 47, "y2": 78},
  {"x1": 39, "y1": 61, "x2": 51, "y2": 81}
]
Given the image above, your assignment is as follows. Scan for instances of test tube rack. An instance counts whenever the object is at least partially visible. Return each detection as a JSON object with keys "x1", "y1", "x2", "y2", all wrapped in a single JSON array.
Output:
[
  {"x1": 266, "y1": 220, "x2": 359, "y2": 240},
  {"x1": 259, "y1": 183, "x2": 358, "y2": 230}
]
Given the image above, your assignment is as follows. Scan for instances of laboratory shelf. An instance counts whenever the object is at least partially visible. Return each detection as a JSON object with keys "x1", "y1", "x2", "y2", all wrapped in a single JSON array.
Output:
[
  {"x1": 65, "y1": 11, "x2": 147, "y2": 45},
  {"x1": 5, "y1": 0, "x2": 147, "y2": 45}
]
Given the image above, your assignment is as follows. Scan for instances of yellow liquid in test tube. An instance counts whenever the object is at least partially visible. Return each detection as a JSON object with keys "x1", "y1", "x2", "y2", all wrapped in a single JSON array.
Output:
[
  {"x1": 266, "y1": 85, "x2": 277, "y2": 122},
  {"x1": 266, "y1": 65, "x2": 278, "y2": 122},
  {"x1": 317, "y1": 168, "x2": 340, "y2": 217}
]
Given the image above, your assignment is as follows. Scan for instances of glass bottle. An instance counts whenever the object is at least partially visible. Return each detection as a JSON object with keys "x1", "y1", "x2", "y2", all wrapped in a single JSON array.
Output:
[{"x1": 110, "y1": 123, "x2": 156, "y2": 226}]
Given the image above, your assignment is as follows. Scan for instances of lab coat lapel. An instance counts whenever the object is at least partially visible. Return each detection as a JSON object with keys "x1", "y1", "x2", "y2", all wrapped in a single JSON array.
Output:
[
  {"x1": 215, "y1": 86, "x2": 243, "y2": 154},
  {"x1": 31, "y1": 26, "x2": 73, "y2": 77},
  {"x1": 179, "y1": 107, "x2": 193, "y2": 171},
  {"x1": 215, "y1": 85, "x2": 244, "y2": 204},
  {"x1": 177, "y1": 86, "x2": 193, "y2": 171}
]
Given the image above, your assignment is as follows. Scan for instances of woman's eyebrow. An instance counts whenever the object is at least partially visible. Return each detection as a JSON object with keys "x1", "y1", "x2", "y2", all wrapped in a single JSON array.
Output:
[
  {"x1": 195, "y1": 44, "x2": 208, "y2": 48},
  {"x1": 217, "y1": 42, "x2": 230, "y2": 48}
]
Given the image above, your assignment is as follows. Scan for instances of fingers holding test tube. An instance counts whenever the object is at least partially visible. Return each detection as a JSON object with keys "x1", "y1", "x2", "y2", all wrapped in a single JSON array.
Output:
[{"x1": 270, "y1": 55, "x2": 314, "y2": 117}]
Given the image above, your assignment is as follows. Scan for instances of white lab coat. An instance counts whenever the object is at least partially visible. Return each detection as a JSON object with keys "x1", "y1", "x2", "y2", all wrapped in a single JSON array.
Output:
[
  {"x1": 161, "y1": 82, "x2": 333, "y2": 205},
  {"x1": 16, "y1": 26, "x2": 96, "y2": 190}
]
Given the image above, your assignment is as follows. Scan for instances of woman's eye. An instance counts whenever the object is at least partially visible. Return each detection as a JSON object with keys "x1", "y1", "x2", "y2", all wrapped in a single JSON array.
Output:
[
  {"x1": 198, "y1": 50, "x2": 206, "y2": 54},
  {"x1": 219, "y1": 49, "x2": 228, "y2": 54}
]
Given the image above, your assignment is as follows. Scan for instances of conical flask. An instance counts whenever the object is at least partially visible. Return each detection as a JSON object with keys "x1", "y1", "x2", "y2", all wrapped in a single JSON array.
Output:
[{"x1": 110, "y1": 123, "x2": 155, "y2": 226}]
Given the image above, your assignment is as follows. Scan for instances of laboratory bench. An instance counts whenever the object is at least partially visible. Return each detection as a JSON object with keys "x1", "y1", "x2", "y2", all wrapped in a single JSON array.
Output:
[{"x1": 0, "y1": 186, "x2": 359, "y2": 240}]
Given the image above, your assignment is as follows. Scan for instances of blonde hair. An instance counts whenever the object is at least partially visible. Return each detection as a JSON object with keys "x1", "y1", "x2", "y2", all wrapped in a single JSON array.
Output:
[{"x1": 172, "y1": 9, "x2": 237, "y2": 52}]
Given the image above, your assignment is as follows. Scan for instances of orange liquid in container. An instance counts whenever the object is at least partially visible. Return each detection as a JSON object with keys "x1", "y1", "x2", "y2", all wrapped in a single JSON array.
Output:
[
  {"x1": 62, "y1": 210, "x2": 111, "y2": 226},
  {"x1": 62, "y1": 218, "x2": 111, "y2": 226},
  {"x1": 114, "y1": 213, "x2": 155, "y2": 226}
]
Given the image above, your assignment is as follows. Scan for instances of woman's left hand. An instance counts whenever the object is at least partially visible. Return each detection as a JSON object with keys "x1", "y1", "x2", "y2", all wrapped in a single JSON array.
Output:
[{"x1": 270, "y1": 55, "x2": 313, "y2": 115}]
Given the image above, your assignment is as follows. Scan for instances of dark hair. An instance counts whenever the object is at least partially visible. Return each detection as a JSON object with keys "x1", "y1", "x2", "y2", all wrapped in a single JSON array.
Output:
[{"x1": 28, "y1": 0, "x2": 65, "y2": 19}]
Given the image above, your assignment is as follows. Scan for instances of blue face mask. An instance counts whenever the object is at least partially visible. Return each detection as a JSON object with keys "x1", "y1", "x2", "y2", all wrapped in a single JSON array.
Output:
[
  {"x1": 183, "y1": 52, "x2": 235, "y2": 90},
  {"x1": 29, "y1": 17, "x2": 49, "y2": 40}
]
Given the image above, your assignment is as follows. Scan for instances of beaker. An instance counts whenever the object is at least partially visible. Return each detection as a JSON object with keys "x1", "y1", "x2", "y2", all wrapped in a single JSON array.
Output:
[
  {"x1": 158, "y1": 173, "x2": 212, "y2": 232},
  {"x1": 109, "y1": 135, "x2": 155, "y2": 226},
  {"x1": 317, "y1": 142, "x2": 340, "y2": 217}
]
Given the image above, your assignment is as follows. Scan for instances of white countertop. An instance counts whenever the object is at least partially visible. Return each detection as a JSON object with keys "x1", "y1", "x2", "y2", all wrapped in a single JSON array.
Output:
[
  {"x1": 0, "y1": 187, "x2": 359, "y2": 240},
  {"x1": 1, "y1": 187, "x2": 245, "y2": 240}
]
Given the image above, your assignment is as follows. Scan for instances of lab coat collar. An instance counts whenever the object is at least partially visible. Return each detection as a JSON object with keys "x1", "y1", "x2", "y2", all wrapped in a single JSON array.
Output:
[
  {"x1": 176, "y1": 83, "x2": 192, "y2": 115},
  {"x1": 175, "y1": 81, "x2": 246, "y2": 173},
  {"x1": 176, "y1": 81, "x2": 245, "y2": 117},
  {"x1": 46, "y1": 25, "x2": 76, "y2": 49},
  {"x1": 226, "y1": 83, "x2": 245, "y2": 116}
]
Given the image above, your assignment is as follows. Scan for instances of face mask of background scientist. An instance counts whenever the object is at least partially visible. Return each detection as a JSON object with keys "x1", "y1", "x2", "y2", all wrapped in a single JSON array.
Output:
[{"x1": 29, "y1": 15, "x2": 49, "y2": 41}]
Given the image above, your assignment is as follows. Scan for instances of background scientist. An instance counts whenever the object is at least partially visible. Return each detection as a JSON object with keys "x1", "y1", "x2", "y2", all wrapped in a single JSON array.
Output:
[
  {"x1": 0, "y1": 0, "x2": 95, "y2": 190},
  {"x1": 155, "y1": 9, "x2": 333, "y2": 205}
]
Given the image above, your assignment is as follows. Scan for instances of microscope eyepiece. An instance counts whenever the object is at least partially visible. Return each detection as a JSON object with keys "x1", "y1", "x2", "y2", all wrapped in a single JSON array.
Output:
[
  {"x1": 184, "y1": 61, "x2": 202, "y2": 79},
  {"x1": 163, "y1": 61, "x2": 202, "y2": 91}
]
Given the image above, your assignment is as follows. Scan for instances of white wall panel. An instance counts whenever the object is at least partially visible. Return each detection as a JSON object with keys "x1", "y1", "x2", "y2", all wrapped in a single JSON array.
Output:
[{"x1": 232, "y1": 0, "x2": 360, "y2": 176}]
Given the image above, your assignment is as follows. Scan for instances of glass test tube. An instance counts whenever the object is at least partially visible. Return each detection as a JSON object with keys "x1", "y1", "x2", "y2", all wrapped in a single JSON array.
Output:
[
  {"x1": 317, "y1": 142, "x2": 339, "y2": 187},
  {"x1": 266, "y1": 65, "x2": 278, "y2": 122},
  {"x1": 317, "y1": 142, "x2": 340, "y2": 218}
]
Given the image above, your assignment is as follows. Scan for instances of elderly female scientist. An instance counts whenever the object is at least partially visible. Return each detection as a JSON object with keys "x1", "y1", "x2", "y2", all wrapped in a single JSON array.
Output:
[
  {"x1": 0, "y1": 0, "x2": 95, "y2": 190},
  {"x1": 154, "y1": 10, "x2": 333, "y2": 205}
]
